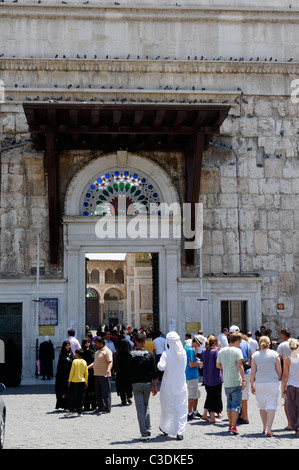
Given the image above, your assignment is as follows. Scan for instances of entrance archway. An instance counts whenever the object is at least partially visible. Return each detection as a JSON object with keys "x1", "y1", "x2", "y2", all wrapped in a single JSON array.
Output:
[
  {"x1": 63, "y1": 152, "x2": 182, "y2": 340},
  {"x1": 103, "y1": 288, "x2": 124, "y2": 330}
]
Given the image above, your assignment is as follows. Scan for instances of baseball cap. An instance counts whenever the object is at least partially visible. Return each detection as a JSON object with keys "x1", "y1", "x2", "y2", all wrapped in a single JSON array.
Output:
[{"x1": 229, "y1": 325, "x2": 240, "y2": 333}]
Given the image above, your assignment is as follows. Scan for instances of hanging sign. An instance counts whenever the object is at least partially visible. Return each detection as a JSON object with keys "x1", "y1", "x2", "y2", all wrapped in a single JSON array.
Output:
[
  {"x1": 277, "y1": 303, "x2": 285, "y2": 312},
  {"x1": 38, "y1": 298, "x2": 58, "y2": 325},
  {"x1": 39, "y1": 325, "x2": 55, "y2": 336},
  {"x1": 186, "y1": 322, "x2": 201, "y2": 333}
]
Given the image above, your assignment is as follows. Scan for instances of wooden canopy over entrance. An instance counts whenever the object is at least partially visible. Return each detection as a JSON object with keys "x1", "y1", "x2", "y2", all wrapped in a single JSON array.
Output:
[{"x1": 23, "y1": 102, "x2": 230, "y2": 265}]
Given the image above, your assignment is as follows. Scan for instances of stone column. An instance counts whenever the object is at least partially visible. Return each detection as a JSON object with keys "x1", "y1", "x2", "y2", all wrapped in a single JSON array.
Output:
[
  {"x1": 164, "y1": 244, "x2": 181, "y2": 336},
  {"x1": 65, "y1": 247, "x2": 82, "y2": 339},
  {"x1": 100, "y1": 299, "x2": 104, "y2": 328}
]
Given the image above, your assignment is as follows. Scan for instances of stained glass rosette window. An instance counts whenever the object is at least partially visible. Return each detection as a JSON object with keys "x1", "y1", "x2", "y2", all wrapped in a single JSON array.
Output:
[{"x1": 82, "y1": 170, "x2": 161, "y2": 216}]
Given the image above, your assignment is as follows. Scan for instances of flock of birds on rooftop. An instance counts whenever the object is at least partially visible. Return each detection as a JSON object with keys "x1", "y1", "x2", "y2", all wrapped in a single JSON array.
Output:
[
  {"x1": 7, "y1": 96, "x2": 231, "y2": 104},
  {"x1": 0, "y1": 51, "x2": 295, "y2": 62},
  {"x1": 0, "y1": 0, "x2": 295, "y2": 7},
  {"x1": 5, "y1": 81, "x2": 245, "y2": 104},
  {"x1": 0, "y1": 2, "x2": 296, "y2": 105}
]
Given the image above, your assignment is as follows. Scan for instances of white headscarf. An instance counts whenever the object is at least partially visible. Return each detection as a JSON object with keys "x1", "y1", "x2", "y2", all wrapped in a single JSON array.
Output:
[{"x1": 166, "y1": 331, "x2": 185, "y2": 357}]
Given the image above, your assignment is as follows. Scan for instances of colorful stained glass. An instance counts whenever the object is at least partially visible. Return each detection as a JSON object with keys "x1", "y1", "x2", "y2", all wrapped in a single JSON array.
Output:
[
  {"x1": 82, "y1": 169, "x2": 161, "y2": 216},
  {"x1": 86, "y1": 287, "x2": 99, "y2": 298}
]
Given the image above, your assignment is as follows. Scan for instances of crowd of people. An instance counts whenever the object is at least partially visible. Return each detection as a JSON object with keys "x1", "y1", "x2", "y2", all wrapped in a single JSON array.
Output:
[
  {"x1": 51, "y1": 324, "x2": 299, "y2": 440},
  {"x1": 183, "y1": 325, "x2": 299, "y2": 437}
]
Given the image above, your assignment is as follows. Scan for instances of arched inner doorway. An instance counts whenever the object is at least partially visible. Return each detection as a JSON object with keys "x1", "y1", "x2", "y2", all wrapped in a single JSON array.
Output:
[
  {"x1": 86, "y1": 287, "x2": 100, "y2": 331},
  {"x1": 103, "y1": 288, "x2": 124, "y2": 330}
]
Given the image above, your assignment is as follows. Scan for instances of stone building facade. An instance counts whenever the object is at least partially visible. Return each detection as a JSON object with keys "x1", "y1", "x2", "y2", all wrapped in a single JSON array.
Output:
[{"x1": 0, "y1": 0, "x2": 298, "y2": 376}]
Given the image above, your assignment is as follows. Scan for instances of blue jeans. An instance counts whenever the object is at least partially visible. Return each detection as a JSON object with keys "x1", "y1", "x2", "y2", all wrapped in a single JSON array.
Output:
[
  {"x1": 225, "y1": 386, "x2": 242, "y2": 413},
  {"x1": 132, "y1": 382, "x2": 152, "y2": 437}
]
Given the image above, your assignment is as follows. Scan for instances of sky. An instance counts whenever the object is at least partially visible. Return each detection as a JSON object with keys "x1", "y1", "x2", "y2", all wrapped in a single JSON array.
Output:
[{"x1": 86, "y1": 253, "x2": 127, "y2": 260}]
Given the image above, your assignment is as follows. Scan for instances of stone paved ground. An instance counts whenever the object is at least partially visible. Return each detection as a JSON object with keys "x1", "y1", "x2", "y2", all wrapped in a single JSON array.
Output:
[{"x1": 1, "y1": 377, "x2": 298, "y2": 452}]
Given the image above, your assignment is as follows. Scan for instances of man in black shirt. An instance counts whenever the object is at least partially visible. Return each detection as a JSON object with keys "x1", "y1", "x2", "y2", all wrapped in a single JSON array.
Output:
[{"x1": 128, "y1": 332, "x2": 158, "y2": 440}]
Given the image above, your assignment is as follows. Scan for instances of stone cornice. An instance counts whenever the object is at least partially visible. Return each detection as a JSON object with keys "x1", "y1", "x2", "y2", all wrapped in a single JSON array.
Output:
[
  {"x1": 0, "y1": 3, "x2": 299, "y2": 23},
  {"x1": 1, "y1": 57, "x2": 298, "y2": 75}
]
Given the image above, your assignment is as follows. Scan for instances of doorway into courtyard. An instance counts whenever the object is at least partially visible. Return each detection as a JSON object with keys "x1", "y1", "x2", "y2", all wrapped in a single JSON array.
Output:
[
  {"x1": 221, "y1": 300, "x2": 248, "y2": 332},
  {"x1": 85, "y1": 252, "x2": 159, "y2": 334}
]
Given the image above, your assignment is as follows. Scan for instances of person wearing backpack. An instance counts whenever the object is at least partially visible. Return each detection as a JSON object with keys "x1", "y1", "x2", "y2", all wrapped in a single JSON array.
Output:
[{"x1": 238, "y1": 333, "x2": 252, "y2": 425}]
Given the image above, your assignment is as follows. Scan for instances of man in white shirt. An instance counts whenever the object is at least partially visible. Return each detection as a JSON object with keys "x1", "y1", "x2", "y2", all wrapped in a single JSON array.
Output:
[
  {"x1": 153, "y1": 331, "x2": 167, "y2": 381},
  {"x1": 104, "y1": 331, "x2": 116, "y2": 354},
  {"x1": 247, "y1": 332, "x2": 259, "y2": 353},
  {"x1": 154, "y1": 331, "x2": 167, "y2": 355},
  {"x1": 217, "y1": 328, "x2": 229, "y2": 349},
  {"x1": 277, "y1": 328, "x2": 291, "y2": 363},
  {"x1": 67, "y1": 328, "x2": 81, "y2": 358}
]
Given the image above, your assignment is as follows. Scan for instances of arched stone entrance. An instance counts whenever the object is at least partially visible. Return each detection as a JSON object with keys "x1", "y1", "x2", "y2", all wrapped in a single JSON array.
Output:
[
  {"x1": 86, "y1": 287, "x2": 100, "y2": 331},
  {"x1": 103, "y1": 287, "x2": 124, "y2": 330},
  {"x1": 63, "y1": 151, "x2": 182, "y2": 339}
]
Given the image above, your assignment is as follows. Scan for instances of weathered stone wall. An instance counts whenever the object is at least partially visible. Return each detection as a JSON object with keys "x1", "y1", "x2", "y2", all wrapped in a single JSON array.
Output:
[
  {"x1": 201, "y1": 95, "x2": 299, "y2": 334},
  {"x1": 0, "y1": 145, "x2": 47, "y2": 276}
]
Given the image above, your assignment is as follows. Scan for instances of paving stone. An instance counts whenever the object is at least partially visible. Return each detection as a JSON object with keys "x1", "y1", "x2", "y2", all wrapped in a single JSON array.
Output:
[{"x1": 2, "y1": 378, "x2": 299, "y2": 450}]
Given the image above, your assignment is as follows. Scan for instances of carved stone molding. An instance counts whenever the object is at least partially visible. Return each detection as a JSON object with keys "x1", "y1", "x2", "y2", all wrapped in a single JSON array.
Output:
[
  {"x1": 1, "y1": 57, "x2": 298, "y2": 75},
  {"x1": 0, "y1": 3, "x2": 299, "y2": 23}
]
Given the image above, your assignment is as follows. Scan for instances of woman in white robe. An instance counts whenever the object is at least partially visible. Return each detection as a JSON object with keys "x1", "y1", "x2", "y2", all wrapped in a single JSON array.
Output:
[{"x1": 158, "y1": 331, "x2": 188, "y2": 440}]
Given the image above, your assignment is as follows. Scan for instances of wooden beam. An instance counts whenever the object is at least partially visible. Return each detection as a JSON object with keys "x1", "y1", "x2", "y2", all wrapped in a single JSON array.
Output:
[
  {"x1": 91, "y1": 109, "x2": 100, "y2": 127},
  {"x1": 91, "y1": 110, "x2": 100, "y2": 144},
  {"x1": 185, "y1": 133, "x2": 205, "y2": 265},
  {"x1": 213, "y1": 109, "x2": 228, "y2": 128},
  {"x1": 45, "y1": 131, "x2": 59, "y2": 265},
  {"x1": 173, "y1": 110, "x2": 187, "y2": 130},
  {"x1": 69, "y1": 109, "x2": 79, "y2": 144},
  {"x1": 193, "y1": 111, "x2": 207, "y2": 131},
  {"x1": 112, "y1": 110, "x2": 122, "y2": 128},
  {"x1": 47, "y1": 108, "x2": 58, "y2": 127},
  {"x1": 56, "y1": 140, "x2": 188, "y2": 152},
  {"x1": 69, "y1": 109, "x2": 79, "y2": 126},
  {"x1": 128, "y1": 109, "x2": 144, "y2": 145},
  {"x1": 133, "y1": 109, "x2": 144, "y2": 127},
  {"x1": 153, "y1": 109, "x2": 166, "y2": 128},
  {"x1": 28, "y1": 124, "x2": 197, "y2": 135},
  {"x1": 166, "y1": 110, "x2": 187, "y2": 144}
]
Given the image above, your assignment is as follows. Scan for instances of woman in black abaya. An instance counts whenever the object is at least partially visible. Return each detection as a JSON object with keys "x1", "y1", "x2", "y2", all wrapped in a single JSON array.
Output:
[
  {"x1": 3, "y1": 338, "x2": 22, "y2": 387},
  {"x1": 55, "y1": 340, "x2": 73, "y2": 410},
  {"x1": 115, "y1": 339, "x2": 133, "y2": 406}
]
